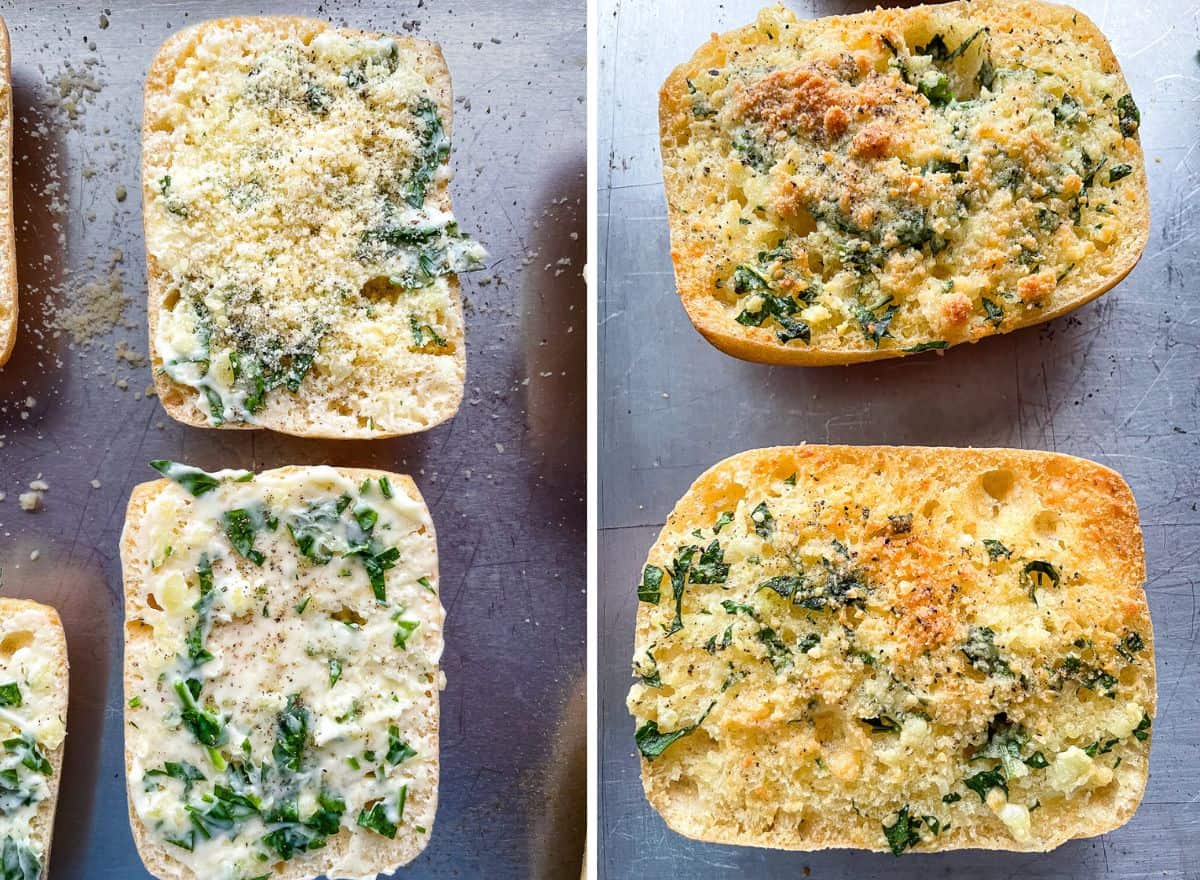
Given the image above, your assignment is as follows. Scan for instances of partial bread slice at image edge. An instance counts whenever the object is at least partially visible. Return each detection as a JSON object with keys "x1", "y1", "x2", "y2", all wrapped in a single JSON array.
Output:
[
  {"x1": 0, "y1": 598, "x2": 69, "y2": 873},
  {"x1": 142, "y1": 16, "x2": 465, "y2": 438},
  {"x1": 0, "y1": 16, "x2": 17, "y2": 367}
]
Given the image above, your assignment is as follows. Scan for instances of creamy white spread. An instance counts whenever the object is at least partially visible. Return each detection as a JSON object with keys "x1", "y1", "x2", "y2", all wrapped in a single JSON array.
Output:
[{"x1": 124, "y1": 464, "x2": 442, "y2": 880}]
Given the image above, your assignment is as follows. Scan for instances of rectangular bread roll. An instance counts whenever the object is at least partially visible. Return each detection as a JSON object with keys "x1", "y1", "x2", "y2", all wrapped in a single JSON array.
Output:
[
  {"x1": 659, "y1": 1, "x2": 1149, "y2": 365},
  {"x1": 122, "y1": 463, "x2": 443, "y2": 880},
  {"x1": 143, "y1": 17, "x2": 484, "y2": 437},
  {"x1": 0, "y1": 599, "x2": 69, "y2": 879},
  {"x1": 629, "y1": 445, "x2": 1154, "y2": 853}
]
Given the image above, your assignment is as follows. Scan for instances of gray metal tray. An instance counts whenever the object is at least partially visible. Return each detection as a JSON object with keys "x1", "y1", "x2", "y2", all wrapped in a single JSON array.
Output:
[
  {"x1": 0, "y1": 1, "x2": 585, "y2": 877},
  {"x1": 599, "y1": 1, "x2": 1200, "y2": 877}
]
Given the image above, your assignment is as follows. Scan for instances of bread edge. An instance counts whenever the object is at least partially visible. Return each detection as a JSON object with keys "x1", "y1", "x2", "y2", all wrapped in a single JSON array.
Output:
[
  {"x1": 142, "y1": 16, "x2": 466, "y2": 438},
  {"x1": 0, "y1": 17, "x2": 16, "y2": 368},
  {"x1": 636, "y1": 444, "x2": 1153, "y2": 852},
  {"x1": 658, "y1": 0, "x2": 1150, "y2": 367},
  {"x1": 120, "y1": 466, "x2": 442, "y2": 880}
]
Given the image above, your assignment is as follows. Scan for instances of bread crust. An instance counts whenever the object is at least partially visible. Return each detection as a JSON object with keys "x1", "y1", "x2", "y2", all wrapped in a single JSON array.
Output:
[
  {"x1": 0, "y1": 598, "x2": 68, "y2": 874},
  {"x1": 142, "y1": 17, "x2": 465, "y2": 438},
  {"x1": 0, "y1": 17, "x2": 16, "y2": 367},
  {"x1": 659, "y1": 1, "x2": 1150, "y2": 366},
  {"x1": 633, "y1": 445, "x2": 1154, "y2": 852},
  {"x1": 121, "y1": 466, "x2": 441, "y2": 880}
]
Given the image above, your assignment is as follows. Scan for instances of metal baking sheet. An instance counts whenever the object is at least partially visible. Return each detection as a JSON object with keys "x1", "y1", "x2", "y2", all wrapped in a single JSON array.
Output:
[
  {"x1": 598, "y1": 1, "x2": 1200, "y2": 877},
  {"x1": 0, "y1": 1, "x2": 586, "y2": 877}
]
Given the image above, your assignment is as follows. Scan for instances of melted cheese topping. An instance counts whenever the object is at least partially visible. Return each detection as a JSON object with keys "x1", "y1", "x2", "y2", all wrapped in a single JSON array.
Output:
[
  {"x1": 665, "y1": 2, "x2": 1144, "y2": 355},
  {"x1": 145, "y1": 22, "x2": 484, "y2": 431},
  {"x1": 629, "y1": 449, "x2": 1154, "y2": 853},
  {"x1": 0, "y1": 606, "x2": 67, "y2": 879},
  {"x1": 124, "y1": 466, "x2": 442, "y2": 880}
]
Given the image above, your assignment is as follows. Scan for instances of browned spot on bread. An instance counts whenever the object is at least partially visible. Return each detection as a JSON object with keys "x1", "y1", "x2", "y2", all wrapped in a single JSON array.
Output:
[
  {"x1": 1018, "y1": 267, "x2": 1057, "y2": 303},
  {"x1": 940, "y1": 291, "x2": 973, "y2": 328},
  {"x1": 849, "y1": 122, "x2": 891, "y2": 159}
]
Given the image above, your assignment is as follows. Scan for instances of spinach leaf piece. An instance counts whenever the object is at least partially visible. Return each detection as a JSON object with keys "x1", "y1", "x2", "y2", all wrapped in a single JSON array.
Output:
[
  {"x1": 387, "y1": 724, "x2": 416, "y2": 765},
  {"x1": 963, "y1": 768, "x2": 1007, "y2": 802},
  {"x1": 882, "y1": 805, "x2": 922, "y2": 856},
  {"x1": 173, "y1": 679, "x2": 225, "y2": 749},
  {"x1": 750, "y1": 502, "x2": 773, "y2": 539},
  {"x1": 960, "y1": 626, "x2": 1012, "y2": 677},
  {"x1": 0, "y1": 685, "x2": 20, "y2": 709},
  {"x1": 1117, "y1": 94, "x2": 1140, "y2": 137},
  {"x1": 756, "y1": 628, "x2": 792, "y2": 672},
  {"x1": 0, "y1": 836, "x2": 40, "y2": 880},
  {"x1": 223, "y1": 509, "x2": 266, "y2": 566},
  {"x1": 982, "y1": 539, "x2": 1012, "y2": 560},
  {"x1": 150, "y1": 460, "x2": 225, "y2": 497},
  {"x1": 405, "y1": 98, "x2": 451, "y2": 208},
  {"x1": 273, "y1": 696, "x2": 309, "y2": 774},
  {"x1": 637, "y1": 565, "x2": 663, "y2": 603},
  {"x1": 2, "y1": 734, "x2": 51, "y2": 776},
  {"x1": 635, "y1": 702, "x2": 715, "y2": 760},
  {"x1": 1020, "y1": 560, "x2": 1060, "y2": 603},
  {"x1": 903, "y1": 341, "x2": 948, "y2": 353}
]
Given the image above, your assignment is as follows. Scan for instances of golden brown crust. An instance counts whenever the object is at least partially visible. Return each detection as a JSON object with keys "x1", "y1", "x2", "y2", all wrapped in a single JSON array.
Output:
[
  {"x1": 633, "y1": 445, "x2": 1153, "y2": 852},
  {"x1": 122, "y1": 466, "x2": 439, "y2": 880},
  {"x1": 143, "y1": 17, "x2": 464, "y2": 438},
  {"x1": 0, "y1": 17, "x2": 16, "y2": 367},
  {"x1": 660, "y1": 1, "x2": 1150, "y2": 366}
]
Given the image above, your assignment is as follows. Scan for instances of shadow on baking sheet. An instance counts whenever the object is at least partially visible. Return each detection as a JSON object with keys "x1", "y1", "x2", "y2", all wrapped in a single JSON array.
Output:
[
  {"x1": 0, "y1": 68, "x2": 67, "y2": 400},
  {"x1": 2, "y1": 538, "x2": 116, "y2": 876}
]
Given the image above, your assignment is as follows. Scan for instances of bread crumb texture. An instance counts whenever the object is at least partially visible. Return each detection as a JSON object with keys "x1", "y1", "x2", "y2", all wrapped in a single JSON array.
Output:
[
  {"x1": 122, "y1": 464, "x2": 443, "y2": 880},
  {"x1": 629, "y1": 446, "x2": 1154, "y2": 853},
  {"x1": 143, "y1": 18, "x2": 484, "y2": 436},
  {"x1": 660, "y1": 1, "x2": 1148, "y2": 364},
  {"x1": 0, "y1": 600, "x2": 69, "y2": 878}
]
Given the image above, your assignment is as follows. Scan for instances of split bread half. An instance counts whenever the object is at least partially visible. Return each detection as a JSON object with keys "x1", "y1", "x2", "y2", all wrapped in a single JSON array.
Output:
[
  {"x1": 0, "y1": 599, "x2": 69, "y2": 879},
  {"x1": 629, "y1": 445, "x2": 1155, "y2": 853},
  {"x1": 122, "y1": 463, "x2": 444, "y2": 880},
  {"x1": 659, "y1": 1, "x2": 1149, "y2": 364},
  {"x1": 0, "y1": 17, "x2": 16, "y2": 367},
  {"x1": 143, "y1": 17, "x2": 484, "y2": 437}
]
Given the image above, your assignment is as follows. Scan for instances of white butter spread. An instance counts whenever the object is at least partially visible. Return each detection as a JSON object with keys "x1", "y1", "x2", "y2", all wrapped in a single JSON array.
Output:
[{"x1": 124, "y1": 464, "x2": 442, "y2": 880}]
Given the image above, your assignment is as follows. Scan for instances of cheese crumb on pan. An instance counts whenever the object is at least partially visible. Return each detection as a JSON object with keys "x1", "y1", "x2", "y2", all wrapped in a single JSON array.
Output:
[
  {"x1": 629, "y1": 445, "x2": 1154, "y2": 853},
  {"x1": 121, "y1": 463, "x2": 443, "y2": 880},
  {"x1": 143, "y1": 18, "x2": 484, "y2": 437},
  {"x1": 659, "y1": 1, "x2": 1149, "y2": 365}
]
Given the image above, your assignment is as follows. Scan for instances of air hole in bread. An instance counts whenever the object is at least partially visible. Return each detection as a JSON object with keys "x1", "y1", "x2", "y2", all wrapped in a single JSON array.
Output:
[
  {"x1": 162, "y1": 289, "x2": 181, "y2": 310},
  {"x1": 981, "y1": 469, "x2": 1015, "y2": 502},
  {"x1": 359, "y1": 276, "x2": 403, "y2": 301},
  {"x1": 921, "y1": 498, "x2": 939, "y2": 519},
  {"x1": 146, "y1": 593, "x2": 163, "y2": 611},
  {"x1": 0, "y1": 631, "x2": 33, "y2": 659}
]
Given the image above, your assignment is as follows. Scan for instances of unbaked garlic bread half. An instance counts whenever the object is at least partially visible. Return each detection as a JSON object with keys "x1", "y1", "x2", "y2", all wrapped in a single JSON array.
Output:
[
  {"x1": 629, "y1": 446, "x2": 1155, "y2": 853},
  {"x1": 0, "y1": 599, "x2": 69, "y2": 880},
  {"x1": 143, "y1": 17, "x2": 484, "y2": 437},
  {"x1": 659, "y1": 2, "x2": 1148, "y2": 365},
  {"x1": 122, "y1": 463, "x2": 443, "y2": 880}
]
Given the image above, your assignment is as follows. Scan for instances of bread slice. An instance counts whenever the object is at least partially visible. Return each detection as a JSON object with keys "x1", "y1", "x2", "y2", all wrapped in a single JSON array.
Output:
[
  {"x1": 121, "y1": 463, "x2": 444, "y2": 880},
  {"x1": 0, "y1": 17, "x2": 16, "y2": 368},
  {"x1": 629, "y1": 445, "x2": 1154, "y2": 853},
  {"x1": 0, "y1": 599, "x2": 69, "y2": 878},
  {"x1": 143, "y1": 17, "x2": 484, "y2": 438},
  {"x1": 660, "y1": 1, "x2": 1149, "y2": 365}
]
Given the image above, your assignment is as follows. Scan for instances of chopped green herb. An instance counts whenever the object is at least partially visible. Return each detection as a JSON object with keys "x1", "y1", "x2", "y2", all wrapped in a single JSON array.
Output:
[
  {"x1": 982, "y1": 539, "x2": 1012, "y2": 560},
  {"x1": 964, "y1": 768, "x2": 1007, "y2": 802},
  {"x1": 1021, "y1": 560, "x2": 1060, "y2": 603},
  {"x1": 882, "y1": 805, "x2": 922, "y2": 856},
  {"x1": 902, "y1": 341, "x2": 948, "y2": 353},
  {"x1": 750, "y1": 502, "x2": 773, "y2": 539},
  {"x1": 150, "y1": 460, "x2": 227, "y2": 497},
  {"x1": 387, "y1": 724, "x2": 416, "y2": 765},
  {"x1": 635, "y1": 702, "x2": 715, "y2": 760},
  {"x1": 0, "y1": 685, "x2": 21, "y2": 709},
  {"x1": 1117, "y1": 94, "x2": 1140, "y2": 137},
  {"x1": 328, "y1": 658, "x2": 342, "y2": 688}
]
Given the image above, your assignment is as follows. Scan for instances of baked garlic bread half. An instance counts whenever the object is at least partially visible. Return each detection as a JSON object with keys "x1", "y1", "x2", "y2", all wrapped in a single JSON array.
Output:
[
  {"x1": 143, "y1": 17, "x2": 484, "y2": 437},
  {"x1": 660, "y1": 2, "x2": 1148, "y2": 364},
  {"x1": 0, "y1": 599, "x2": 69, "y2": 880},
  {"x1": 629, "y1": 446, "x2": 1154, "y2": 853},
  {"x1": 122, "y1": 463, "x2": 443, "y2": 880}
]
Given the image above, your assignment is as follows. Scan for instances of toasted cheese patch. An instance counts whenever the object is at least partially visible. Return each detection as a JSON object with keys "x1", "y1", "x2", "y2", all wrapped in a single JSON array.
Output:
[
  {"x1": 659, "y1": 1, "x2": 1148, "y2": 364},
  {"x1": 144, "y1": 18, "x2": 484, "y2": 436},
  {"x1": 629, "y1": 446, "x2": 1154, "y2": 854},
  {"x1": 122, "y1": 465, "x2": 443, "y2": 880},
  {"x1": 0, "y1": 601, "x2": 69, "y2": 878}
]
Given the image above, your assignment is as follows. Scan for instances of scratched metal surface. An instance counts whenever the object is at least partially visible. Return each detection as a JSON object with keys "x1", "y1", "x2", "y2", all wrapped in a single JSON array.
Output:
[
  {"x1": 598, "y1": 1, "x2": 1200, "y2": 877},
  {"x1": 0, "y1": 1, "x2": 586, "y2": 878}
]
